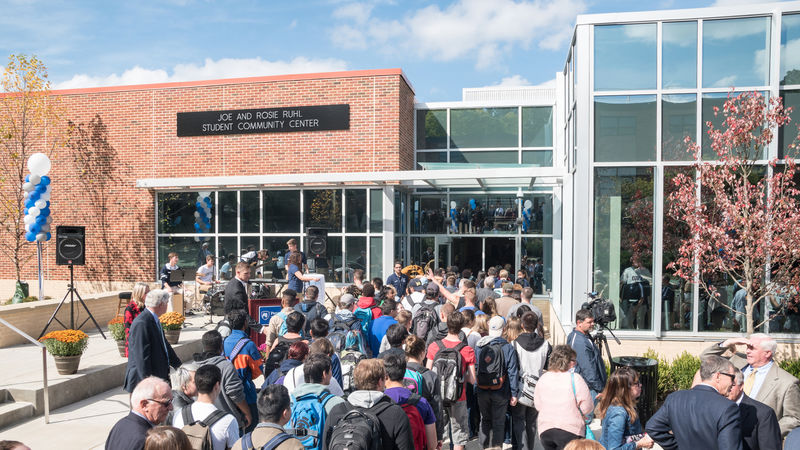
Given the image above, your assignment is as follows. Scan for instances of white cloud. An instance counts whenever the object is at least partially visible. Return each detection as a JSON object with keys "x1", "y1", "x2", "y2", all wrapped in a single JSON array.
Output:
[
  {"x1": 53, "y1": 56, "x2": 349, "y2": 89},
  {"x1": 493, "y1": 74, "x2": 531, "y2": 87},
  {"x1": 533, "y1": 77, "x2": 556, "y2": 88},
  {"x1": 329, "y1": 0, "x2": 586, "y2": 69}
]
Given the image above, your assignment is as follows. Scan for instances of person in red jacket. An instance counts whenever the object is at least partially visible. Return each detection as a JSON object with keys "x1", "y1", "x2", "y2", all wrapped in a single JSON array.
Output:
[{"x1": 356, "y1": 284, "x2": 383, "y2": 320}]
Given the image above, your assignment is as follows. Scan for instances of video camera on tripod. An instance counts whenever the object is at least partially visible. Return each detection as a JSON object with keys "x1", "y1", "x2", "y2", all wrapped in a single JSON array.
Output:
[{"x1": 582, "y1": 291, "x2": 620, "y2": 360}]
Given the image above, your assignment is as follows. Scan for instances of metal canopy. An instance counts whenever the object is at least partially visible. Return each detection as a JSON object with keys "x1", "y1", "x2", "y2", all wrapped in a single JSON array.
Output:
[{"x1": 136, "y1": 166, "x2": 565, "y2": 190}]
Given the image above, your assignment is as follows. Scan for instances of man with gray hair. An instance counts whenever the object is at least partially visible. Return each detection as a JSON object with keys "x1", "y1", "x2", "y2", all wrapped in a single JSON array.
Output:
[
  {"x1": 701, "y1": 333, "x2": 800, "y2": 436},
  {"x1": 124, "y1": 289, "x2": 182, "y2": 393},
  {"x1": 106, "y1": 376, "x2": 173, "y2": 450},
  {"x1": 646, "y1": 355, "x2": 742, "y2": 450},
  {"x1": 476, "y1": 276, "x2": 497, "y2": 305},
  {"x1": 726, "y1": 367, "x2": 781, "y2": 450}
]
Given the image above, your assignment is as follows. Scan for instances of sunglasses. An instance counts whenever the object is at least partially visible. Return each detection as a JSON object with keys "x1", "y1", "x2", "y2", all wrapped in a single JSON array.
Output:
[
  {"x1": 717, "y1": 372, "x2": 736, "y2": 381},
  {"x1": 147, "y1": 398, "x2": 173, "y2": 408}
]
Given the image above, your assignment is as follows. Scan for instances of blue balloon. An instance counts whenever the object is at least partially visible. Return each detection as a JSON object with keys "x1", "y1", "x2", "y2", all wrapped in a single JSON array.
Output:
[
  {"x1": 35, "y1": 216, "x2": 46, "y2": 225},
  {"x1": 203, "y1": 216, "x2": 210, "y2": 225},
  {"x1": 46, "y1": 232, "x2": 51, "y2": 241},
  {"x1": 30, "y1": 223, "x2": 41, "y2": 234},
  {"x1": 25, "y1": 231, "x2": 36, "y2": 242},
  {"x1": 39, "y1": 207, "x2": 50, "y2": 217},
  {"x1": 28, "y1": 191, "x2": 40, "y2": 202},
  {"x1": 195, "y1": 201, "x2": 202, "y2": 209},
  {"x1": 45, "y1": 201, "x2": 50, "y2": 209},
  {"x1": 25, "y1": 175, "x2": 30, "y2": 182},
  {"x1": 197, "y1": 208, "x2": 206, "y2": 218},
  {"x1": 194, "y1": 223, "x2": 201, "y2": 231},
  {"x1": 203, "y1": 197, "x2": 211, "y2": 206},
  {"x1": 25, "y1": 199, "x2": 34, "y2": 209},
  {"x1": 40, "y1": 176, "x2": 50, "y2": 186},
  {"x1": 35, "y1": 184, "x2": 46, "y2": 193},
  {"x1": 469, "y1": 198, "x2": 476, "y2": 210}
]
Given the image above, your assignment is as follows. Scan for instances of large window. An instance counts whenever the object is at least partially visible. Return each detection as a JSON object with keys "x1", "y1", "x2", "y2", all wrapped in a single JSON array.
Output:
[
  {"x1": 594, "y1": 96, "x2": 657, "y2": 162},
  {"x1": 779, "y1": 90, "x2": 800, "y2": 158},
  {"x1": 263, "y1": 190, "x2": 300, "y2": 233},
  {"x1": 781, "y1": 14, "x2": 800, "y2": 85},
  {"x1": 450, "y1": 108, "x2": 518, "y2": 148},
  {"x1": 593, "y1": 168, "x2": 654, "y2": 331},
  {"x1": 662, "y1": 167, "x2": 694, "y2": 332},
  {"x1": 594, "y1": 23, "x2": 657, "y2": 91},
  {"x1": 416, "y1": 109, "x2": 447, "y2": 149},
  {"x1": 663, "y1": 21, "x2": 697, "y2": 89},
  {"x1": 662, "y1": 94, "x2": 697, "y2": 161},
  {"x1": 522, "y1": 107, "x2": 553, "y2": 147},
  {"x1": 702, "y1": 17, "x2": 771, "y2": 88}
]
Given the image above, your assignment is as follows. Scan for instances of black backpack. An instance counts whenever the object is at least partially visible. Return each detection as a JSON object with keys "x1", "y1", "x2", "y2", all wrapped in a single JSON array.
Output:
[
  {"x1": 431, "y1": 340, "x2": 466, "y2": 406},
  {"x1": 295, "y1": 301, "x2": 327, "y2": 334},
  {"x1": 476, "y1": 340, "x2": 506, "y2": 390},
  {"x1": 411, "y1": 305, "x2": 438, "y2": 343},
  {"x1": 327, "y1": 402, "x2": 389, "y2": 450},
  {"x1": 263, "y1": 336, "x2": 298, "y2": 376}
]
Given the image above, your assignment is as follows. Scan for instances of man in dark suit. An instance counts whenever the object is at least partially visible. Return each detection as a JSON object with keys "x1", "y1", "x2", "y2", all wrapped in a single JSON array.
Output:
[
  {"x1": 727, "y1": 368, "x2": 782, "y2": 450},
  {"x1": 124, "y1": 289, "x2": 181, "y2": 393},
  {"x1": 224, "y1": 261, "x2": 263, "y2": 333},
  {"x1": 106, "y1": 376, "x2": 173, "y2": 450},
  {"x1": 646, "y1": 355, "x2": 743, "y2": 450}
]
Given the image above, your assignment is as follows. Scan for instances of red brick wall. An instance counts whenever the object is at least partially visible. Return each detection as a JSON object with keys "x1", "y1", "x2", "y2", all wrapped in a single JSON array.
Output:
[{"x1": 0, "y1": 70, "x2": 415, "y2": 284}]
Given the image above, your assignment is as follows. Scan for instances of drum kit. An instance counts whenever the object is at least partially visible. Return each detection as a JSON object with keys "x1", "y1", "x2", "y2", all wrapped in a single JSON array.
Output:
[{"x1": 203, "y1": 282, "x2": 227, "y2": 322}]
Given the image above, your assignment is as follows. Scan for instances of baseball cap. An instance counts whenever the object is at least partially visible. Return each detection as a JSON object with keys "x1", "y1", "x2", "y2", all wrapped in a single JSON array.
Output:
[
  {"x1": 488, "y1": 316, "x2": 505, "y2": 337},
  {"x1": 408, "y1": 278, "x2": 425, "y2": 292},
  {"x1": 339, "y1": 293, "x2": 356, "y2": 307}
]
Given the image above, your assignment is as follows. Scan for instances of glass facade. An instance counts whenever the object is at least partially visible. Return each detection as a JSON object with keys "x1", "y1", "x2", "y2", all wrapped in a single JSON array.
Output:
[
  {"x1": 594, "y1": 95, "x2": 657, "y2": 162},
  {"x1": 594, "y1": 24, "x2": 657, "y2": 91},
  {"x1": 416, "y1": 105, "x2": 554, "y2": 168},
  {"x1": 702, "y1": 17, "x2": 770, "y2": 88},
  {"x1": 662, "y1": 94, "x2": 696, "y2": 161},
  {"x1": 662, "y1": 21, "x2": 697, "y2": 89}
]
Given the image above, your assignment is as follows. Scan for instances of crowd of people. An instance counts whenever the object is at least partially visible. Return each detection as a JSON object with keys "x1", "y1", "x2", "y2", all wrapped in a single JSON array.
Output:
[{"x1": 14, "y1": 254, "x2": 787, "y2": 450}]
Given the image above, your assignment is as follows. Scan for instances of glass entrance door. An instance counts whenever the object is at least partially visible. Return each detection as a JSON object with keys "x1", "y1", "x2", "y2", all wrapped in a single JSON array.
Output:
[
  {"x1": 485, "y1": 237, "x2": 516, "y2": 272},
  {"x1": 450, "y1": 237, "x2": 483, "y2": 275}
]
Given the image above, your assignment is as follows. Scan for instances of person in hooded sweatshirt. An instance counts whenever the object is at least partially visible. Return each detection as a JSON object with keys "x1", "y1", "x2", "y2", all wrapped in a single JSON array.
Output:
[
  {"x1": 262, "y1": 341, "x2": 308, "y2": 387},
  {"x1": 356, "y1": 283, "x2": 382, "y2": 320},
  {"x1": 511, "y1": 311, "x2": 551, "y2": 450},
  {"x1": 289, "y1": 352, "x2": 345, "y2": 434},
  {"x1": 322, "y1": 358, "x2": 414, "y2": 450},
  {"x1": 474, "y1": 315, "x2": 520, "y2": 449},
  {"x1": 193, "y1": 331, "x2": 253, "y2": 432}
]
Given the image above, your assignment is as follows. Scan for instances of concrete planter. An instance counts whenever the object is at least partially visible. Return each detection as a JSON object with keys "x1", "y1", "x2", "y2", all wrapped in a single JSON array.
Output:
[
  {"x1": 164, "y1": 329, "x2": 180, "y2": 345},
  {"x1": 115, "y1": 339, "x2": 127, "y2": 358},
  {"x1": 53, "y1": 354, "x2": 82, "y2": 375}
]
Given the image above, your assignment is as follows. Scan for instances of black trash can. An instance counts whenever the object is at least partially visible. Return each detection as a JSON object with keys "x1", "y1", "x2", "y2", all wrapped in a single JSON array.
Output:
[{"x1": 610, "y1": 356, "x2": 658, "y2": 426}]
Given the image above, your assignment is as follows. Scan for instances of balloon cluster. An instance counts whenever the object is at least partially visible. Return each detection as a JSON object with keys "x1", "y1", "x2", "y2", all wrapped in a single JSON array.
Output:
[
  {"x1": 193, "y1": 191, "x2": 212, "y2": 242},
  {"x1": 23, "y1": 153, "x2": 53, "y2": 243},
  {"x1": 469, "y1": 198, "x2": 476, "y2": 210},
  {"x1": 449, "y1": 201, "x2": 458, "y2": 233},
  {"x1": 521, "y1": 199, "x2": 533, "y2": 233}
]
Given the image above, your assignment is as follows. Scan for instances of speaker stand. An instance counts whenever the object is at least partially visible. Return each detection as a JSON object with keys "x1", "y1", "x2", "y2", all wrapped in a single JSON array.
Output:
[{"x1": 39, "y1": 264, "x2": 106, "y2": 339}]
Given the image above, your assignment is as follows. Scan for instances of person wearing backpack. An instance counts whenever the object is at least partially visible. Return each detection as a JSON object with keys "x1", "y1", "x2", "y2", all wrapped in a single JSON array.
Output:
[
  {"x1": 511, "y1": 311, "x2": 551, "y2": 450},
  {"x1": 401, "y1": 278, "x2": 427, "y2": 313},
  {"x1": 309, "y1": 318, "x2": 343, "y2": 386},
  {"x1": 286, "y1": 353, "x2": 345, "y2": 450},
  {"x1": 507, "y1": 288, "x2": 542, "y2": 324},
  {"x1": 224, "y1": 310, "x2": 264, "y2": 433},
  {"x1": 369, "y1": 298, "x2": 398, "y2": 356},
  {"x1": 381, "y1": 352, "x2": 438, "y2": 450},
  {"x1": 231, "y1": 384, "x2": 303, "y2": 450},
  {"x1": 294, "y1": 286, "x2": 328, "y2": 335},
  {"x1": 377, "y1": 323, "x2": 408, "y2": 358},
  {"x1": 425, "y1": 311, "x2": 476, "y2": 450},
  {"x1": 355, "y1": 284, "x2": 382, "y2": 320},
  {"x1": 172, "y1": 365, "x2": 240, "y2": 450},
  {"x1": 265, "y1": 312, "x2": 309, "y2": 377},
  {"x1": 323, "y1": 358, "x2": 414, "y2": 450},
  {"x1": 283, "y1": 339, "x2": 346, "y2": 397},
  {"x1": 264, "y1": 290, "x2": 299, "y2": 348},
  {"x1": 405, "y1": 334, "x2": 444, "y2": 444},
  {"x1": 474, "y1": 316, "x2": 520, "y2": 449}
]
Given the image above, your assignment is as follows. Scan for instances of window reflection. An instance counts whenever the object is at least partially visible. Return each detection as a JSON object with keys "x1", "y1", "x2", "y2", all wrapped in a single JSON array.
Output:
[
  {"x1": 662, "y1": 94, "x2": 697, "y2": 161},
  {"x1": 702, "y1": 93, "x2": 769, "y2": 160},
  {"x1": 703, "y1": 17, "x2": 770, "y2": 88},
  {"x1": 158, "y1": 192, "x2": 211, "y2": 234},
  {"x1": 779, "y1": 90, "x2": 800, "y2": 158},
  {"x1": 450, "y1": 108, "x2": 518, "y2": 148},
  {"x1": 662, "y1": 167, "x2": 695, "y2": 331},
  {"x1": 594, "y1": 95, "x2": 657, "y2": 162},
  {"x1": 522, "y1": 107, "x2": 553, "y2": 147},
  {"x1": 523, "y1": 194, "x2": 553, "y2": 235},
  {"x1": 594, "y1": 23, "x2": 657, "y2": 91},
  {"x1": 781, "y1": 14, "x2": 800, "y2": 85},
  {"x1": 345, "y1": 236, "x2": 367, "y2": 283},
  {"x1": 593, "y1": 167, "x2": 654, "y2": 331},
  {"x1": 411, "y1": 196, "x2": 446, "y2": 234},
  {"x1": 345, "y1": 190, "x2": 367, "y2": 233},
  {"x1": 158, "y1": 236, "x2": 216, "y2": 270},
  {"x1": 663, "y1": 21, "x2": 697, "y2": 89},
  {"x1": 240, "y1": 191, "x2": 260, "y2": 234},
  {"x1": 370, "y1": 237, "x2": 383, "y2": 280},
  {"x1": 263, "y1": 190, "x2": 300, "y2": 233},
  {"x1": 305, "y1": 189, "x2": 342, "y2": 232},
  {"x1": 218, "y1": 191, "x2": 237, "y2": 233},
  {"x1": 416, "y1": 109, "x2": 447, "y2": 149},
  {"x1": 523, "y1": 237, "x2": 552, "y2": 295},
  {"x1": 370, "y1": 189, "x2": 383, "y2": 233}
]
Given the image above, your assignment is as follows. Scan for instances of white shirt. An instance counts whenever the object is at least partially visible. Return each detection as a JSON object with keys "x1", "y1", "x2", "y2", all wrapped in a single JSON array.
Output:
[
  {"x1": 172, "y1": 401, "x2": 239, "y2": 450},
  {"x1": 197, "y1": 265, "x2": 215, "y2": 283},
  {"x1": 743, "y1": 360, "x2": 773, "y2": 399},
  {"x1": 283, "y1": 364, "x2": 345, "y2": 397}
]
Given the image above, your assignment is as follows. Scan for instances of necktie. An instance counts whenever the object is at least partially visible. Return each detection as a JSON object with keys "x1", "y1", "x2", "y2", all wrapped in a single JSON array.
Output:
[{"x1": 743, "y1": 367, "x2": 758, "y2": 395}]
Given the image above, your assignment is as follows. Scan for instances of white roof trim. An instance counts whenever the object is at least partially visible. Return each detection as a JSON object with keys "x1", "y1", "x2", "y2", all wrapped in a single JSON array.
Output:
[
  {"x1": 136, "y1": 167, "x2": 565, "y2": 190},
  {"x1": 576, "y1": 1, "x2": 800, "y2": 25}
]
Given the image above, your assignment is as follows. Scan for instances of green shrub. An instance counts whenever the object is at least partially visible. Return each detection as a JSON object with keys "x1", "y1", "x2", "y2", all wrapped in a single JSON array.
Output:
[
  {"x1": 779, "y1": 358, "x2": 800, "y2": 380},
  {"x1": 642, "y1": 348, "x2": 700, "y2": 402}
]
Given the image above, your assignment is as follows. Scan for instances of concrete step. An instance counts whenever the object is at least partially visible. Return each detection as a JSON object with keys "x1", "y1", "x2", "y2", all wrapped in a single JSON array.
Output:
[{"x1": 0, "y1": 401, "x2": 35, "y2": 430}]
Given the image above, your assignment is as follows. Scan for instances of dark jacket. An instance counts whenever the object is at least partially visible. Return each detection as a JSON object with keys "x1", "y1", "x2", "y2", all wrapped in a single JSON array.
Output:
[
  {"x1": 263, "y1": 358, "x2": 304, "y2": 387},
  {"x1": 123, "y1": 310, "x2": 181, "y2": 393},
  {"x1": 224, "y1": 278, "x2": 248, "y2": 314},
  {"x1": 475, "y1": 336, "x2": 520, "y2": 398},
  {"x1": 567, "y1": 328, "x2": 606, "y2": 393},
  {"x1": 323, "y1": 391, "x2": 414, "y2": 450},
  {"x1": 408, "y1": 360, "x2": 443, "y2": 440},
  {"x1": 105, "y1": 412, "x2": 153, "y2": 450},
  {"x1": 194, "y1": 351, "x2": 248, "y2": 427},
  {"x1": 740, "y1": 393, "x2": 782, "y2": 450},
  {"x1": 646, "y1": 384, "x2": 743, "y2": 450}
]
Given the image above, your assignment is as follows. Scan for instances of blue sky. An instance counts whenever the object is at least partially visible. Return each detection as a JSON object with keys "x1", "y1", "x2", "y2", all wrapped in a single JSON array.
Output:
[{"x1": 0, "y1": 0, "x2": 786, "y2": 102}]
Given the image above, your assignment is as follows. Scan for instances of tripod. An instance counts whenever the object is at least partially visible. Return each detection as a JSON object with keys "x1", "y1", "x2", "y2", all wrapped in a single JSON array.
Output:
[
  {"x1": 39, "y1": 264, "x2": 106, "y2": 339},
  {"x1": 591, "y1": 324, "x2": 620, "y2": 364}
]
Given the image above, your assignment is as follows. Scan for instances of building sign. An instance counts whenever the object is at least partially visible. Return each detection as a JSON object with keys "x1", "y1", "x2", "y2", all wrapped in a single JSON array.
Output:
[
  {"x1": 177, "y1": 104, "x2": 349, "y2": 137},
  {"x1": 258, "y1": 305, "x2": 282, "y2": 325}
]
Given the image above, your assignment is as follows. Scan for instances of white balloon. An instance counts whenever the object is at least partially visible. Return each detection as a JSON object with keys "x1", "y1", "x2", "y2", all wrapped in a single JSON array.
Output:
[
  {"x1": 46, "y1": 216, "x2": 53, "y2": 224},
  {"x1": 25, "y1": 223, "x2": 31, "y2": 232},
  {"x1": 34, "y1": 199, "x2": 46, "y2": 209},
  {"x1": 450, "y1": 201, "x2": 456, "y2": 209},
  {"x1": 23, "y1": 191, "x2": 29, "y2": 199},
  {"x1": 524, "y1": 200, "x2": 532, "y2": 209},
  {"x1": 24, "y1": 215, "x2": 35, "y2": 225},
  {"x1": 199, "y1": 191, "x2": 211, "y2": 198},
  {"x1": 45, "y1": 185, "x2": 52, "y2": 194},
  {"x1": 35, "y1": 233, "x2": 46, "y2": 242},
  {"x1": 41, "y1": 224, "x2": 50, "y2": 233},
  {"x1": 29, "y1": 174, "x2": 41, "y2": 185},
  {"x1": 194, "y1": 236, "x2": 200, "y2": 242},
  {"x1": 28, "y1": 206, "x2": 40, "y2": 217},
  {"x1": 194, "y1": 211, "x2": 200, "y2": 218},
  {"x1": 27, "y1": 153, "x2": 51, "y2": 176},
  {"x1": 22, "y1": 182, "x2": 34, "y2": 192},
  {"x1": 40, "y1": 193, "x2": 50, "y2": 201}
]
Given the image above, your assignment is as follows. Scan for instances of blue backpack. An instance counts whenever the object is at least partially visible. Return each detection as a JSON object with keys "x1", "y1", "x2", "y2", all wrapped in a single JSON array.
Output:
[
  {"x1": 402, "y1": 367, "x2": 424, "y2": 394},
  {"x1": 295, "y1": 301, "x2": 328, "y2": 334},
  {"x1": 288, "y1": 390, "x2": 336, "y2": 450},
  {"x1": 353, "y1": 307, "x2": 376, "y2": 343}
]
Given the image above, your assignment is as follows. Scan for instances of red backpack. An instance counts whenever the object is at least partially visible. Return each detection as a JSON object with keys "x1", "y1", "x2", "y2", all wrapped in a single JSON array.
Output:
[{"x1": 399, "y1": 394, "x2": 427, "y2": 450}]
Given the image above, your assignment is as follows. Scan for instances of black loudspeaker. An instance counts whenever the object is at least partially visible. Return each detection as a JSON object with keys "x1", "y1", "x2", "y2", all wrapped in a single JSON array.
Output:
[
  {"x1": 56, "y1": 226, "x2": 85, "y2": 266},
  {"x1": 306, "y1": 228, "x2": 328, "y2": 258}
]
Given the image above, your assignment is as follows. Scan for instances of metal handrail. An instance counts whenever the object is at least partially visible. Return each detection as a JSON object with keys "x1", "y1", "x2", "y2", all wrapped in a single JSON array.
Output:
[{"x1": 0, "y1": 317, "x2": 49, "y2": 424}]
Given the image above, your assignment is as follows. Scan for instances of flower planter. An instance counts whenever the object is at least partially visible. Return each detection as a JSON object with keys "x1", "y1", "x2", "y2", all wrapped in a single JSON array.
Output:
[
  {"x1": 116, "y1": 339, "x2": 127, "y2": 357},
  {"x1": 164, "y1": 329, "x2": 180, "y2": 345},
  {"x1": 53, "y1": 354, "x2": 82, "y2": 375}
]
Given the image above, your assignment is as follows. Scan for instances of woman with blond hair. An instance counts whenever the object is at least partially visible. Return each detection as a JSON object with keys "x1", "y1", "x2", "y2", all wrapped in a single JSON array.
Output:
[
  {"x1": 124, "y1": 282, "x2": 149, "y2": 357},
  {"x1": 503, "y1": 315, "x2": 523, "y2": 343},
  {"x1": 481, "y1": 297, "x2": 498, "y2": 317},
  {"x1": 596, "y1": 366, "x2": 653, "y2": 450},
  {"x1": 534, "y1": 345, "x2": 593, "y2": 450}
]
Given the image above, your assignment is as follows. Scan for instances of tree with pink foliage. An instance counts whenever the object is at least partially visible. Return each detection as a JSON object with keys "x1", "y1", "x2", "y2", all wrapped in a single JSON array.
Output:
[{"x1": 667, "y1": 91, "x2": 800, "y2": 335}]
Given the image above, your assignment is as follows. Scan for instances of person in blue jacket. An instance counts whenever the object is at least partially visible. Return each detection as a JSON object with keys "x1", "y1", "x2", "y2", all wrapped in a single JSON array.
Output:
[
  {"x1": 567, "y1": 308, "x2": 607, "y2": 407},
  {"x1": 596, "y1": 366, "x2": 654, "y2": 450}
]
